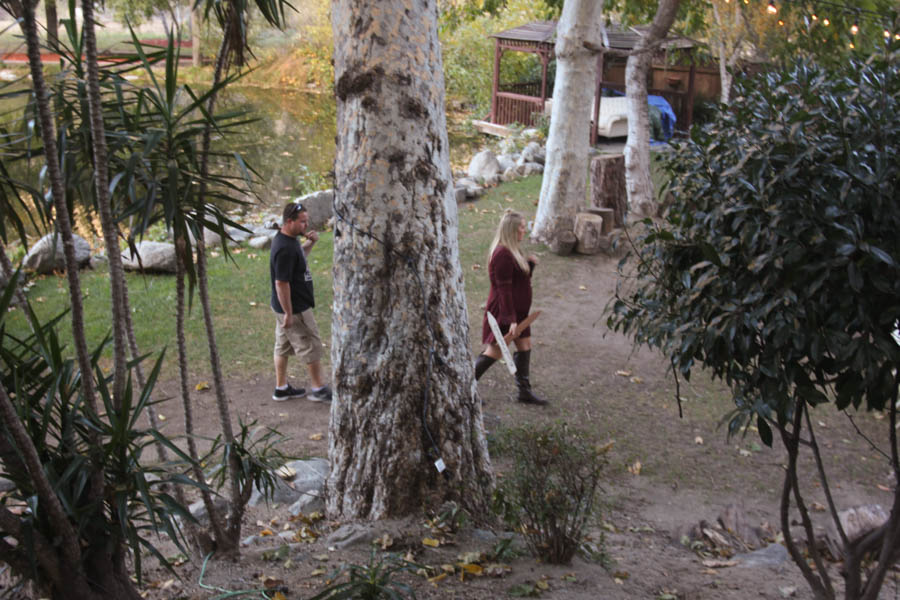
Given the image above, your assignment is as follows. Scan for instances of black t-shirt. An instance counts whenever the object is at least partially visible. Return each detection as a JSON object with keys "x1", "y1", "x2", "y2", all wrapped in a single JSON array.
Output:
[{"x1": 270, "y1": 232, "x2": 315, "y2": 314}]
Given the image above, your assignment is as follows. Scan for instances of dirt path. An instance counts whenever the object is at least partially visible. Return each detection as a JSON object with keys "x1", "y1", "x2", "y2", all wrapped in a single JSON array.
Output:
[{"x1": 142, "y1": 235, "x2": 895, "y2": 600}]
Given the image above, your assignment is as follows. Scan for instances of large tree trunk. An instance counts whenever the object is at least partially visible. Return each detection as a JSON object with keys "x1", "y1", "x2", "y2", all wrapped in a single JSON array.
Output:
[
  {"x1": 624, "y1": 0, "x2": 680, "y2": 218},
  {"x1": 532, "y1": 0, "x2": 605, "y2": 250},
  {"x1": 328, "y1": 0, "x2": 493, "y2": 520}
]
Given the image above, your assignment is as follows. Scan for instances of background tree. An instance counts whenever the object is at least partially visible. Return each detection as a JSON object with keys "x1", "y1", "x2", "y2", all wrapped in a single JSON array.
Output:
[
  {"x1": 328, "y1": 0, "x2": 493, "y2": 520},
  {"x1": 531, "y1": 0, "x2": 604, "y2": 250},
  {"x1": 622, "y1": 0, "x2": 680, "y2": 217},
  {"x1": 609, "y1": 51, "x2": 900, "y2": 600}
]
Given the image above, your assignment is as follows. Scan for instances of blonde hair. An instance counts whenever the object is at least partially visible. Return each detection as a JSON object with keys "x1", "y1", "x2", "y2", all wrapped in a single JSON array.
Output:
[{"x1": 488, "y1": 209, "x2": 529, "y2": 272}]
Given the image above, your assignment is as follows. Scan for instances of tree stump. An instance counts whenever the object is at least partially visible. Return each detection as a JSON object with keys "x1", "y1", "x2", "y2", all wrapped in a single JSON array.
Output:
[
  {"x1": 574, "y1": 213, "x2": 604, "y2": 255},
  {"x1": 585, "y1": 207, "x2": 615, "y2": 234},
  {"x1": 590, "y1": 154, "x2": 626, "y2": 228},
  {"x1": 548, "y1": 230, "x2": 577, "y2": 256}
]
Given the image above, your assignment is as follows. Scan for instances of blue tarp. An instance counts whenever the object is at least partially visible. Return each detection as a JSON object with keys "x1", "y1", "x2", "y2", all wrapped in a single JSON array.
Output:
[{"x1": 648, "y1": 94, "x2": 676, "y2": 141}]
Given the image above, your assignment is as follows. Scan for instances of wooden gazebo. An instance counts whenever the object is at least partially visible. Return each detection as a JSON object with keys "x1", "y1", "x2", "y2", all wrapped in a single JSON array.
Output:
[{"x1": 487, "y1": 21, "x2": 698, "y2": 143}]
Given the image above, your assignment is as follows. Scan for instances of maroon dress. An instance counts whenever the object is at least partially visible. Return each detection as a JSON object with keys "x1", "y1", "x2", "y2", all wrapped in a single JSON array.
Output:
[{"x1": 482, "y1": 245, "x2": 535, "y2": 345}]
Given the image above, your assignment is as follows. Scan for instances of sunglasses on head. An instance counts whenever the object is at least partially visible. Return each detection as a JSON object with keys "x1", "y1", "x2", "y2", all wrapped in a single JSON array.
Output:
[{"x1": 289, "y1": 202, "x2": 304, "y2": 218}]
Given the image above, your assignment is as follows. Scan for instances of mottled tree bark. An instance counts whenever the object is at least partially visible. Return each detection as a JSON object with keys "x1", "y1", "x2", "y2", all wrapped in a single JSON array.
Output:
[
  {"x1": 533, "y1": 0, "x2": 604, "y2": 249},
  {"x1": 624, "y1": 0, "x2": 680, "y2": 218},
  {"x1": 328, "y1": 0, "x2": 493, "y2": 520}
]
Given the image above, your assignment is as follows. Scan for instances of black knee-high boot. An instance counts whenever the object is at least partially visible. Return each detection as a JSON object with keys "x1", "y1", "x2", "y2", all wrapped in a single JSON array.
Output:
[
  {"x1": 474, "y1": 354, "x2": 496, "y2": 381},
  {"x1": 513, "y1": 350, "x2": 548, "y2": 405}
]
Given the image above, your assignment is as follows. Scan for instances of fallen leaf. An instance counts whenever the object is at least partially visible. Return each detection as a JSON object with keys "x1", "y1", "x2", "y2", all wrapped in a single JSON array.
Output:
[
  {"x1": 428, "y1": 572, "x2": 447, "y2": 584},
  {"x1": 878, "y1": 484, "x2": 892, "y2": 492},
  {"x1": 377, "y1": 533, "x2": 393, "y2": 549},
  {"x1": 272, "y1": 593, "x2": 287, "y2": 600},
  {"x1": 702, "y1": 559, "x2": 738, "y2": 568},
  {"x1": 460, "y1": 563, "x2": 483, "y2": 575},
  {"x1": 313, "y1": 553, "x2": 330, "y2": 561},
  {"x1": 739, "y1": 449, "x2": 751, "y2": 457},
  {"x1": 261, "y1": 576, "x2": 285, "y2": 589},
  {"x1": 249, "y1": 301, "x2": 257, "y2": 307},
  {"x1": 276, "y1": 466, "x2": 296, "y2": 479},
  {"x1": 562, "y1": 573, "x2": 577, "y2": 582},
  {"x1": 578, "y1": 285, "x2": 587, "y2": 291},
  {"x1": 422, "y1": 537, "x2": 440, "y2": 547},
  {"x1": 309, "y1": 568, "x2": 327, "y2": 576},
  {"x1": 595, "y1": 440, "x2": 615, "y2": 455},
  {"x1": 694, "y1": 436, "x2": 704, "y2": 445},
  {"x1": 259, "y1": 528, "x2": 275, "y2": 536},
  {"x1": 472, "y1": 264, "x2": 481, "y2": 270},
  {"x1": 628, "y1": 460, "x2": 642, "y2": 475},
  {"x1": 615, "y1": 370, "x2": 632, "y2": 377},
  {"x1": 309, "y1": 433, "x2": 324, "y2": 441},
  {"x1": 810, "y1": 502, "x2": 826, "y2": 512},
  {"x1": 536, "y1": 579, "x2": 550, "y2": 590},
  {"x1": 195, "y1": 381, "x2": 210, "y2": 391},
  {"x1": 630, "y1": 376, "x2": 643, "y2": 384},
  {"x1": 613, "y1": 571, "x2": 630, "y2": 580},
  {"x1": 158, "y1": 414, "x2": 167, "y2": 421}
]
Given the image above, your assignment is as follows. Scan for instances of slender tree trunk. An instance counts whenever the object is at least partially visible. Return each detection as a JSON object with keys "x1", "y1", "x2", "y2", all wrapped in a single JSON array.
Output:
[
  {"x1": 532, "y1": 0, "x2": 604, "y2": 248},
  {"x1": 19, "y1": 0, "x2": 97, "y2": 415},
  {"x1": 196, "y1": 34, "x2": 244, "y2": 555},
  {"x1": 624, "y1": 0, "x2": 680, "y2": 218},
  {"x1": 175, "y1": 236, "x2": 223, "y2": 552},
  {"x1": 327, "y1": 0, "x2": 493, "y2": 520},
  {"x1": 81, "y1": 0, "x2": 129, "y2": 407}
]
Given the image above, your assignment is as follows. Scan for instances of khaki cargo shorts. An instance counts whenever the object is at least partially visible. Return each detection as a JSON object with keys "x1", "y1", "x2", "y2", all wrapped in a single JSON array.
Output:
[{"x1": 273, "y1": 309, "x2": 323, "y2": 364}]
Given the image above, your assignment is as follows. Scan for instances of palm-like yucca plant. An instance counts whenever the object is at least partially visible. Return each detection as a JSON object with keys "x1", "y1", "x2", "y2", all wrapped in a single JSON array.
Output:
[
  {"x1": 0, "y1": 270, "x2": 196, "y2": 599},
  {"x1": 309, "y1": 550, "x2": 418, "y2": 600}
]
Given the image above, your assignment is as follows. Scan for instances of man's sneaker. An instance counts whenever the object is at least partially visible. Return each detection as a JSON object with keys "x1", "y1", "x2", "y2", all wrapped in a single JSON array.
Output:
[
  {"x1": 308, "y1": 385, "x2": 332, "y2": 403},
  {"x1": 272, "y1": 384, "x2": 305, "y2": 401}
]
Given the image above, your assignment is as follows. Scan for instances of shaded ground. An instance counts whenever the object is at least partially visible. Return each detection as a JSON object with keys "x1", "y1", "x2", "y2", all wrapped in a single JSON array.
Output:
[{"x1": 138, "y1": 220, "x2": 896, "y2": 600}]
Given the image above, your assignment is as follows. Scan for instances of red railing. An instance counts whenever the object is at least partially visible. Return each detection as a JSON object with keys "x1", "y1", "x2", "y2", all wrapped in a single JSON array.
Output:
[{"x1": 494, "y1": 92, "x2": 544, "y2": 126}]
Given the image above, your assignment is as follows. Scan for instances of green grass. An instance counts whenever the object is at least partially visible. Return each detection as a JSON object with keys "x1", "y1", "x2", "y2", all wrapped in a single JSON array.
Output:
[{"x1": 5, "y1": 176, "x2": 543, "y2": 380}]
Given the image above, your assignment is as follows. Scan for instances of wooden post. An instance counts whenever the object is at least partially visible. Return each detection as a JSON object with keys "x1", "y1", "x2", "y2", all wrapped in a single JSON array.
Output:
[
  {"x1": 685, "y1": 50, "x2": 696, "y2": 132},
  {"x1": 490, "y1": 38, "x2": 501, "y2": 123}
]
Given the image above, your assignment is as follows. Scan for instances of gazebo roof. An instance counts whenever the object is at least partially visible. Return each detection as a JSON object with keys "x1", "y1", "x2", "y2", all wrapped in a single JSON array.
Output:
[{"x1": 491, "y1": 20, "x2": 694, "y2": 51}]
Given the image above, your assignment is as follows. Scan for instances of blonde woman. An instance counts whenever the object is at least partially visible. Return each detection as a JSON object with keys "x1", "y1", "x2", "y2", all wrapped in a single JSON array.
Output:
[{"x1": 474, "y1": 209, "x2": 547, "y2": 405}]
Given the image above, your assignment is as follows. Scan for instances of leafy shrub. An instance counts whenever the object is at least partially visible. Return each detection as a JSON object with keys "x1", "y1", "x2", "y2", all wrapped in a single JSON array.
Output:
[
  {"x1": 492, "y1": 422, "x2": 608, "y2": 564},
  {"x1": 309, "y1": 550, "x2": 417, "y2": 600}
]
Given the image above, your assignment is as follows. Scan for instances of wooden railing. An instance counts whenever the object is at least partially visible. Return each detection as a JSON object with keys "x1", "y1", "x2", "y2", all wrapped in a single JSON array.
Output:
[{"x1": 493, "y1": 92, "x2": 545, "y2": 126}]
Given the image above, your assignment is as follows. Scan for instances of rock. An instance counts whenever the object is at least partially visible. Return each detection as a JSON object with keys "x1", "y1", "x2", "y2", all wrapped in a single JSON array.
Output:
[
  {"x1": 325, "y1": 523, "x2": 378, "y2": 549},
  {"x1": 249, "y1": 235, "x2": 273, "y2": 249},
  {"x1": 521, "y1": 128, "x2": 540, "y2": 139},
  {"x1": 121, "y1": 241, "x2": 177, "y2": 273},
  {"x1": 188, "y1": 497, "x2": 228, "y2": 526},
  {"x1": 203, "y1": 228, "x2": 222, "y2": 247},
  {"x1": 718, "y1": 503, "x2": 764, "y2": 549},
  {"x1": 22, "y1": 233, "x2": 92, "y2": 274},
  {"x1": 574, "y1": 213, "x2": 605, "y2": 255},
  {"x1": 225, "y1": 225, "x2": 252, "y2": 243},
  {"x1": 253, "y1": 224, "x2": 278, "y2": 236},
  {"x1": 455, "y1": 177, "x2": 485, "y2": 199},
  {"x1": 294, "y1": 189, "x2": 334, "y2": 231},
  {"x1": 497, "y1": 154, "x2": 518, "y2": 173},
  {"x1": 734, "y1": 543, "x2": 789, "y2": 568},
  {"x1": 467, "y1": 150, "x2": 501, "y2": 183},
  {"x1": 288, "y1": 491, "x2": 326, "y2": 516},
  {"x1": 89, "y1": 253, "x2": 108, "y2": 270},
  {"x1": 522, "y1": 162, "x2": 543, "y2": 176},
  {"x1": 453, "y1": 186, "x2": 468, "y2": 203},
  {"x1": 283, "y1": 458, "x2": 329, "y2": 495},
  {"x1": 501, "y1": 167, "x2": 519, "y2": 183},
  {"x1": 520, "y1": 142, "x2": 545, "y2": 165},
  {"x1": 825, "y1": 504, "x2": 889, "y2": 560},
  {"x1": 471, "y1": 529, "x2": 499, "y2": 543},
  {"x1": 248, "y1": 476, "x2": 301, "y2": 507},
  {"x1": 242, "y1": 535, "x2": 260, "y2": 547}
]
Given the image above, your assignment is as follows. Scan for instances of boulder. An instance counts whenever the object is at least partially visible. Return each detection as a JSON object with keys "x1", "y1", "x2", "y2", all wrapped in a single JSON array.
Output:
[
  {"x1": 325, "y1": 523, "x2": 378, "y2": 549},
  {"x1": 825, "y1": 504, "x2": 889, "y2": 560},
  {"x1": 294, "y1": 189, "x2": 334, "y2": 231},
  {"x1": 283, "y1": 458, "x2": 329, "y2": 495},
  {"x1": 522, "y1": 162, "x2": 544, "y2": 176},
  {"x1": 497, "y1": 153, "x2": 518, "y2": 173},
  {"x1": 520, "y1": 142, "x2": 545, "y2": 165},
  {"x1": 455, "y1": 177, "x2": 485, "y2": 199},
  {"x1": 225, "y1": 225, "x2": 252, "y2": 243},
  {"x1": 501, "y1": 167, "x2": 519, "y2": 183},
  {"x1": 467, "y1": 150, "x2": 501, "y2": 184},
  {"x1": 22, "y1": 233, "x2": 92, "y2": 274},
  {"x1": 454, "y1": 186, "x2": 468, "y2": 203},
  {"x1": 249, "y1": 235, "x2": 273, "y2": 249},
  {"x1": 121, "y1": 241, "x2": 177, "y2": 273},
  {"x1": 288, "y1": 491, "x2": 326, "y2": 516}
]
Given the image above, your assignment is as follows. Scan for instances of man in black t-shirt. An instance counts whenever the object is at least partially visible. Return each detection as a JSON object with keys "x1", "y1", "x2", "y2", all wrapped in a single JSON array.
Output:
[{"x1": 269, "y1": 202, "x2": 332, "y2": 402}]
